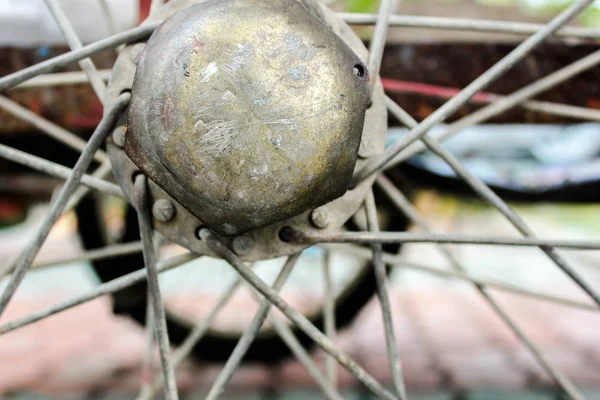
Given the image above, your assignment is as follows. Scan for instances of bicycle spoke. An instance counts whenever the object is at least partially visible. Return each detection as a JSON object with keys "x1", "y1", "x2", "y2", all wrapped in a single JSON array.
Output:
[
  {"x1": 138, "y1": 275, "x2": 245, "y2": 400},
  {"x1": 134, "y1": 174, "x2": 179, "y2": 400},
  {"x1": 340, "y1": 13, "x2": 600, "y2": 39},
  {"x1": 385, "y1": 98, "x2": 600, "y2": 308},
  {"x1": 522, "y1": 99, "x2": 600, "y2": 121},
  {"x1": 35, "y1": 241, "x2": 142, "y2": 269},
  {"x1": 0, "y1": 242, "x2": 143, "y2": 279},
  {"x1": 139, "y1": 295, "x2": 155, "y2": 400},
  {"x1": 339, "y1": 242, "x2": 597, "y2": 312},
  {"x1": 0, "y1": 252, "x2": 195, "y2": 335},
  {"x1": 44, "y1": 0, "x2": 107, "y2": 102},
  {"x1": 287, "y1": 229, "x2": 600, "y2": 250},
  {"x1": 367, "y1": 0, "x2": 396, "y2": 94},
  {"x1": 0, "y1": 1, "x2": 595, "y2": 397},
  {"x1": 478, "y1": 291, "x2": 586, "y2": 400},
  {"x1": 150, "y1": 0, "x2": 165, "y2": 15},
  {"x1": 0, "y1": 93, "x2": 130, "y2": 319},
  {"x1": 12, "y1": 70, "x2": 111, "y2": 89},
  {"x1": 350, "y1": 0, "x2": 594, "y2": 185},
  {"x1": 365, "y1": 190, "x2": 406, "y2": 400},
  {"x1": 322, "y1": 249, "x2": 337, "y2": 388},
  {"x1": 200, "y1": 229, "x2": 399, "y2": 400},
  {"x1": 384, "y1": 82, "x2": 600, "y2": 124},
  {"x1": 65, "y1": 160, "x2": 115, "y2": 212},
  {"x1": 98, "y1": 0, "x2": 118, "y2": 36},
  {"x1": 0, "y1": 25, "x2": 156, "y2": 92},
  {"x1": 246, "y1": 287, "x2": 345, "y2": 400},
  {"x1": 383, "y1": 82, "x2": 600, "y2": 137},
  {"x1": 0, "y1": 143, "x2": 121, "y2": 197},
  {"x1": 372, "y1": 177, "x2": 587, "y2": 399},
  {"x1": 0, "y1": 96, "x2": 107, "y2": 163},
  {"x1": 204, "y1": 254, "x2": 301, "y2": 400},
  {"x1": 386, "y1": 47, "x2": 600, "y2": 167},
  {"x1": 170, "y1": 278, "x2": 240, "y2": 365}
]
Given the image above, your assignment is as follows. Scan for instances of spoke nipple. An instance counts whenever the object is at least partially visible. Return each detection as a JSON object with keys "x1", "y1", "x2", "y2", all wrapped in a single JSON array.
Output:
[
  {"x1": 232, "y1": 234, "x2": 255, "y2": 256},
  {"x1": 311, "y1": 207, "x2": 331, "y2": 229},
  {"x1": 112, "y1": 125, "x2": 126, "y2": 148},
  {"x1": 152, "y1": 199, "x2": 175, "y2": 222},
  {"x1": 130, "y1": 43, "x2": 146, "y2": 64}
]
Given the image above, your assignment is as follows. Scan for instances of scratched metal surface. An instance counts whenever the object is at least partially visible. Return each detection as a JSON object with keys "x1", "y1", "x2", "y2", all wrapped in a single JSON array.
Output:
[
  {"x1": 104, "y1": 0, "x2": 387, "y2": 261},
  {"x1": 126, "y1": 0, "x2": 370, "y2": 236}
]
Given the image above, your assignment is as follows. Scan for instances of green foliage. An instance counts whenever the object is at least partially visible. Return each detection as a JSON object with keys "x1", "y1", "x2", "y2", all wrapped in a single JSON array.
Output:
[
  {"x1": 517, "y1": 0, "x2": 600, "y2": 29},
  {"x1": 476, "y1": 0, "x2": 518, "y2": 6},
  {"x1": 580, "y1": 6, "x2": 600, "y2": 28},
  {"x1": 344, "y1": 0, "x2": 378, "y2": 13}
]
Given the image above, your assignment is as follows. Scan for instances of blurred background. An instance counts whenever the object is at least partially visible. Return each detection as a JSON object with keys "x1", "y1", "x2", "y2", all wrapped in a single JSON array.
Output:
[{"x1": 1, "y1": 0, "x2": 600, "y2": 399}]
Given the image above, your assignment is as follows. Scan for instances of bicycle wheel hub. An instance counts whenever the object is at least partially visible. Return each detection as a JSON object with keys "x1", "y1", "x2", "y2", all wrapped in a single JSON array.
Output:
[
  {"x1": 125, "y1": 0, "x2": 369, "y2": 236},
  {"x1": 105, "y1": 0, "x2": 387, "y2": 260}
]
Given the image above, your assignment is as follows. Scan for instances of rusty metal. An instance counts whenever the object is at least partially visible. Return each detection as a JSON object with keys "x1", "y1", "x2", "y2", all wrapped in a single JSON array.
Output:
[
  {"x1": 105, "y1": 0, "x2": 388, "y2": 261},
  {"x1": 125, "y1": 0, "x2": 370, "y2": 236}
]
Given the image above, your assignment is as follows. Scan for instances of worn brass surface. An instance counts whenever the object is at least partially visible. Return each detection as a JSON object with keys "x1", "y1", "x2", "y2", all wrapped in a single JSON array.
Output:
[
  {"x1": 105, "y1": 0, "x2": 386, "y2": 261},
  {"x1": 126, "y1": 0, "x2": 369, "y2": 236}
]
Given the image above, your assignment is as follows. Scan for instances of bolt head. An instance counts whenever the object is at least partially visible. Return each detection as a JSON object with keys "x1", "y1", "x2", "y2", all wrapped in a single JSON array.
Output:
[
  {"x1": 311, "y1": 207, "x2": 331, "y2": 229},
  {"x1": 152, "y1": 199, "x2": 175, "y2": 222},
  {"x1": 112, "y1": 125, "x2": 126, "y2": 148},
  {"x1": 232, "y1": 234, "x2": 255, "y2": 256}
]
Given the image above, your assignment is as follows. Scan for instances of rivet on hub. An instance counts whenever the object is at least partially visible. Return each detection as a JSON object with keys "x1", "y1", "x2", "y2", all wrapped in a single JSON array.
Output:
[
  {"x1": 311, "y1": 207, "x2": 331, "y2": 229},
  {"x1": 152, "y1": 199, "x2": 175, "y2": 222},
  {"x1": 232, "y1": 234, "x2": 255, "y2": 256}
]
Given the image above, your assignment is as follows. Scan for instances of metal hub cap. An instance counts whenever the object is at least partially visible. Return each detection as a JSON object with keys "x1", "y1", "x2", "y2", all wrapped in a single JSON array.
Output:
[
  {"x1": 105, "y1": 0, "x2": 387, "y2": 260},
  {"x1": 125, "y1": 0, "x2": 370, "y2": 236}
]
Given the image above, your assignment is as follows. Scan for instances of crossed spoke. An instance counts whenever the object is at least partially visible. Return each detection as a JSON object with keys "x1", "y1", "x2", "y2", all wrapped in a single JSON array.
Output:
[
  {"x1": 0, "y1": 2, "x2": 598, "y2": 399},
  {"x1": 351, "y1": 0, "x2": 595, "y2": 185},
  {"x1": 379, "y1": 96, "x2": 600, "y2": 308},
  {"x1": 384, "y1": 47, "x2": 600, "y2": 169},
  {"x1": 44, "y1": 0, "x2": 107, "y2": 102},
  {"x1": 0, "y1": 92, "x2": 130, "y2": 319},
  {"x1": 201, "y1": 229, "x2": 399, "y2": 400},
  {"x1": 0, "y1": 253, "x2": 196, "y2": 335},
  {"x1": 365, "y1": 190, "x2": 406, "y2": 400},
  {"x1": 374, "y1": 175, "x2": 587, "y2": 398},
  {"x1": 0, "y1": 25, "x2": 156, "y2": 92}
]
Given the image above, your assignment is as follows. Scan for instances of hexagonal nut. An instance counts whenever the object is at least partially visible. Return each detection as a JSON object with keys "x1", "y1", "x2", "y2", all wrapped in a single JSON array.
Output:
[
  {"x1": 311, "y1": 207, "x2": 331, "y2": 229},
  {"x1": 232, "y1": 234, "x2": 255, "y2": 256},
  {"x1": 152, "y1": 199, "x2": 175, "y2": 222}
]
